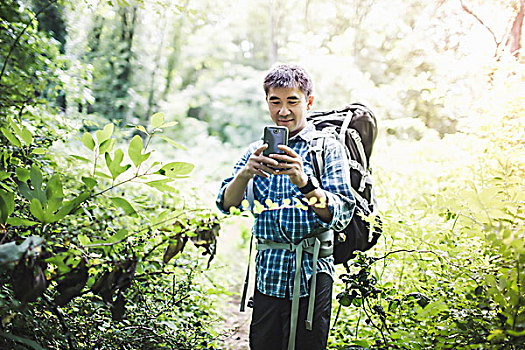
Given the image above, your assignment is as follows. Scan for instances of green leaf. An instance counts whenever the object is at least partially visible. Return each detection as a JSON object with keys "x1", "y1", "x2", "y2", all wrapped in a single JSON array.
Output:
[
  {"x1": 0, "y1": 190, "x2": 15, "y2": 224},
  {"x1": 96, "y1": 123, "x2": 114, "y2": 145},
  {"x1": 94, "y1": 171, "x2": 112, "y2": 179},
  {"x1": 308, "y1": 197, "x2": 318, "y2": 205},
  {"x1": 157, "y1": 135, "x2": 187, "y2": 150},
  {"x1": 98, "y1": 138, "x2": 115, "y2": 154},
  {"x1": 1, "y1": 127, "x2": 22, "y2": 147},
  {"x1": 68, "y1": 155, "x2": 90, "y2": 162},
  {"x1": 46, "y1": 175, "x2": 64, "y2": 212},
  {"x1": 157, "y1": 162, "x2": 194, "y2": 178},
  {"x1": 8, "y1": 119, "x2": 33, "y2": 146},
  {"x1": 81, "y1": 132, "x2": 95, "y2": 151},
  {"x1": 351, "y1": 340, "x2": 370, "y2": 348},
  {"x1": 151, "y1": 112, "x2": 165, "y2": 129},
  {"x1": 486, "y1": 274, "x2": 497, "y2": 288},
  {"x1": 0, "y1": 236, "x2": 44, "y2": 265},
  {"x1": 253, "y1": 200, "x2": 265, "y2": 214},
  {"x1": 128, "y1": 135, "x2": 151, "y2": 167},
  {"x1": 508, "y1": 329, "x2": 525, "y2": 337},
  {"x1": 78, "y1": 234, "x2": 91, "y2": 246},
  {"x1": 15, "y1": 168, "x2": 30, "y2": 182},
  {"x1": 511, "y1": 239, "x2": 525, "y2": 254},
  {"x1": 160, "y1": 121, "x2": 178, "y2": 128},
  {"x1": 30, "y1": 165, "x2": 43, "y2": 190},
  {"x1": 46, "y1": 175, "x2": 63, "y2": 199},
  {"x1": 0, "y1": 196, "x2": 9, "y2": 225},
  {"x1": 6, "y1": 217, "x2": 38, "y2": 226},
  {"x1": 29, "y1": 165, "x2": 46, "y2": 203},
  {"x1": 110, "y1": 197, "x2": 137, "y2": 217},
  {"x1": 45, "y1": 192, "x2": 89, "y2": 223},
  {"x1": 9, "y1": 119, "x2": 33, "y2": 145},
  {"x1": 49, "y1": 202, "x2": 73, "y2": 223},
  {"x1": 29, "y1": 199, "x2": 46, "y2": 223},
  {"x1": 150, "y1": 210, "x2": 170, "y2": 226},
  {"x1": 416, "y1": 300, "x2": 448, "y2": 320},
  {"x1": 70, "y1": 191, "x2": 90, "y2": 208},
  {"x1": 145, "y1": 179, "x2": 177, "y2": 193},
  {"x1": 19, "y1": 127, "x2": 33, "y2": 145},
  {"x1": 0, "y1": 331, "x2": 46, "y2": 350},
  {"x1": 81, "y1": 176, "x2": 97, "y2": 189},
  {"x1": 108, "y1": 229, "x2": 128, "y2": 243},
  {"x1": 7, "y1": 118, "x2": 21, "y2": 135},
  {"x1": 18, "y1": 183, "x2": 32, "y2": 201},
  {"x1": 135, "y1": 125, "x2": 149, "y2": 135},
  {"x1": 105, "y1": 149, "x2": 131, "y2": 181},
  {"x1": 31, "y1": 147, "x2": 47, "y2": 155},
  {"x1": 45, "y1": 252, "x2": 74, "y2": 274},
  {"x1": 0, "y1": 171, "x2": 9, "y2": 181}
]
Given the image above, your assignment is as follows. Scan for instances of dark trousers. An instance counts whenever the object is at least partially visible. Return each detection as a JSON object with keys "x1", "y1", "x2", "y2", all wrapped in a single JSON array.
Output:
[{"x1": 249, "y1": 273, "x2": 333, "y2": 350}]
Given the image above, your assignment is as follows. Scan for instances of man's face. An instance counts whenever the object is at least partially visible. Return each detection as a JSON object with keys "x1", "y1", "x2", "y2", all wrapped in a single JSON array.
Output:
[{"x1": 266, "y1": 87, "x2": 314, "y2": 137}]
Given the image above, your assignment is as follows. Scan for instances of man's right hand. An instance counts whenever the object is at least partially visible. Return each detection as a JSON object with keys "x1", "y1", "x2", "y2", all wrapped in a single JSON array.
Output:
[
  {"x1": 239, "y1": 144, "x2": 280, "y2": 180},
  {"x1": 222, "y1": 144, "x2": 279, "y2": 211}
]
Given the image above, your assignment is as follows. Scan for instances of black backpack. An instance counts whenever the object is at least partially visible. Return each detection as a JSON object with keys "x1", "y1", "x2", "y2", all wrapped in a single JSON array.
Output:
[{"x1": 307, "y1": 103, "x2": 382, "y2": 266}]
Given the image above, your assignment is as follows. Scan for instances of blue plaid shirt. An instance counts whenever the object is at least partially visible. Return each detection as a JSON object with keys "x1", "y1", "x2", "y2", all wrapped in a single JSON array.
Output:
[{"x1": 217, "y1": 122, "x2": 355, "y2": 299}]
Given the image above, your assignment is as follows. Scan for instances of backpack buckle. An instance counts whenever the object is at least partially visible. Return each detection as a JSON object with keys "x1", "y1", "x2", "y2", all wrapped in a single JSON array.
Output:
[
  {"x1": 305, "y1": 319, "x2": 313, "y2": 330},
  {"x1": 302, "y1": 238, "x2": 315, "y2": 249}
]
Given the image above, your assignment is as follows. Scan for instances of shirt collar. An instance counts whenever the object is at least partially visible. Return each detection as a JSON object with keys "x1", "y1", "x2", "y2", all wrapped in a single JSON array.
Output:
[{"x1": 289, "y1": 122, "x2": 316, "y2": 143}]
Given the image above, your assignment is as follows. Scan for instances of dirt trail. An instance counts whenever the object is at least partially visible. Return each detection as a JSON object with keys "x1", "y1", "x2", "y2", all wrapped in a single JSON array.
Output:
[
  {"x1": 212, "y1": 218, "x2": 254, "y2": 350},
  {"x1": 220, "y1": 292, "x2": 251, "y2": 350}
]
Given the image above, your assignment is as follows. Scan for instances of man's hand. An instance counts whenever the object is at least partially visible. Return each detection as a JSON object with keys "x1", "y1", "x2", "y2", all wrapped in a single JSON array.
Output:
[
  {"x1": 269, "y1": 145, "x2": 308, "y2": 187},
  {"x1": 239, "y1": 144, "x2": 280, "y2": 180},
  {"x1": 270, "y1": 145, "x2": 332, "y2": 222},
  {"x1": 222, "y1": 144, "x2": 280, "y2": 211}
]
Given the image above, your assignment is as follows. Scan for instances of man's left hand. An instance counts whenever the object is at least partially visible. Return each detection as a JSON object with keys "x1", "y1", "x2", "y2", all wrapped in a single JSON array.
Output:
[{"x1": 270, "y1": 145, "x2": 308, "y2": 188}]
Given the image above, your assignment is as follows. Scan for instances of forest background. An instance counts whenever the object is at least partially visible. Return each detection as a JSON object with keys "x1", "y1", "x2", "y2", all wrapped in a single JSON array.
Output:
[{"x1": 0, "y1": 0, "x2": 524, "y2": 349}]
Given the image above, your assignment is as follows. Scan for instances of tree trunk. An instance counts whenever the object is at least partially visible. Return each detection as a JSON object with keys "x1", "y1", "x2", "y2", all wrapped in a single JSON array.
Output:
[
  {"x1": 161, "y1": 20, "x2": 183, "y2": 101},
  {"x1": 268, "y1": 0, "x2": 278, "y2": 66},
  {"x1": 88, "y1": 16, "x2": 105, "y2": 55},
  {"x1": 144, "y1": 18, "x2": 167, "y2": 124},
  {"x1": 304, "y1": 0, "x2": 311, "y2": 31},
  {"x1": 505, "y1": 0, "x2": 524, "y2": 57},
  {"x1": 114, "y1": 5, "x2": 137, "y2": 123}
]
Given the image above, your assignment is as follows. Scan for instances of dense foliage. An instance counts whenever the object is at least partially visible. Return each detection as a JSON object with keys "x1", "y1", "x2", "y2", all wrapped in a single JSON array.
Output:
[
  {"x1": 0, "y1": 1, "x2": 222, "y2": 349},
  {"x1": 329, "y1": 63, "x2": 525, "y2": 349}
]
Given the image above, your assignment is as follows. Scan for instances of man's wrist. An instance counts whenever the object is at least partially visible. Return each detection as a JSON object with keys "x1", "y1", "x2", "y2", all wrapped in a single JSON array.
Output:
[
  {"x1": 298, "y1": 175, "x2": 319, "y2": 194},
  {"x1": 237, "y1": 168, "x2": 253, "y2": 182},
  {"x1": 296, "y1": 173, "x2": 308, "y2": 188}
]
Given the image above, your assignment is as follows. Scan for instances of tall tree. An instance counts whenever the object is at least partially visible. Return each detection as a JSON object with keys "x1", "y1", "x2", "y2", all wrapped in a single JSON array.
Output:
[
  {"x1": 114, "y1": 4, "x2": 138, "y2": 123},
  {"x1": 268, "y1": 0, "x2": 278, "y2": 65}
]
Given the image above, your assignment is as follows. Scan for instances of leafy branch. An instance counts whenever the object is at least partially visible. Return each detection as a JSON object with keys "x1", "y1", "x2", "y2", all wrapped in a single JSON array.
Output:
[{"x1": 0, "y1": 0, "x2": 59, "y2": 82}]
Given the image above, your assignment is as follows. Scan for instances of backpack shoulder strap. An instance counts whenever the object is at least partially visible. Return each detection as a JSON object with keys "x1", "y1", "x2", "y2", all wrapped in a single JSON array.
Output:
[{"x1": 309, "y1": 132, "x2": 329, "y2": 181}]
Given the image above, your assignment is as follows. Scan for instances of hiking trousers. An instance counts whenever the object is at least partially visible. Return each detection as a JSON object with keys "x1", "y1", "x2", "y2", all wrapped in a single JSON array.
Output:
[{"x1": 249, "y1": 272, "x2": 333, "y2": 350}]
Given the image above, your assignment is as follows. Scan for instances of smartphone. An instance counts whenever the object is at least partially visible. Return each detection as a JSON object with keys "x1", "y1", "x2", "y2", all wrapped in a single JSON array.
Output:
[{"x1": 263, "y1": 126, "x2": 289, "y2": 157}]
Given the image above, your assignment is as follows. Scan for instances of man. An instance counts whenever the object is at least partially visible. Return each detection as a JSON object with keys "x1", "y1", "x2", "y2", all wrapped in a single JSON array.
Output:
[{"x1": 216, "y1": 64, "x2": 355, "y2": 350}]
